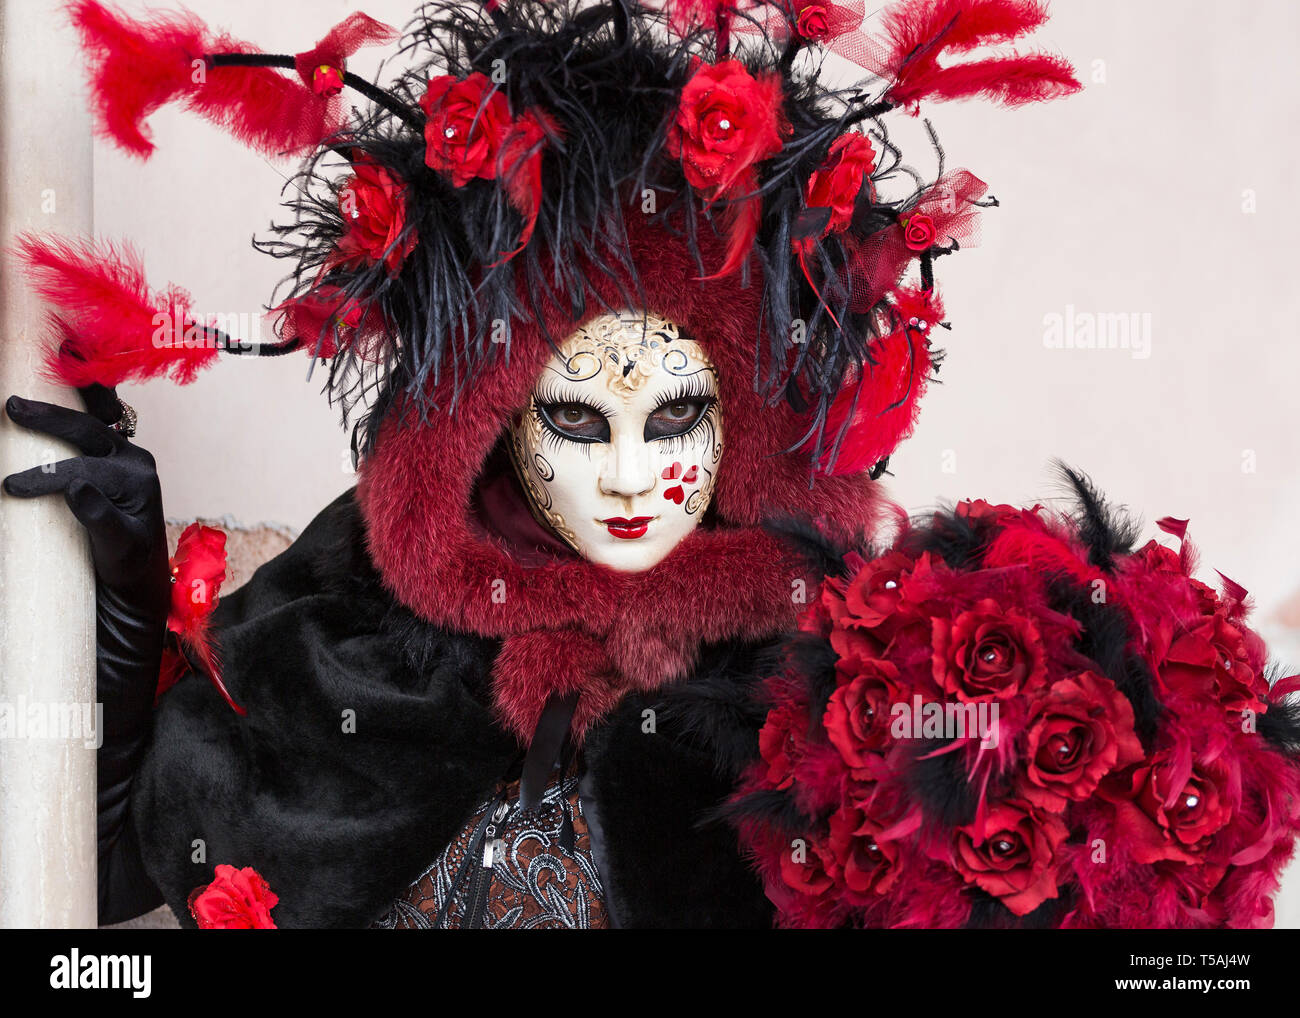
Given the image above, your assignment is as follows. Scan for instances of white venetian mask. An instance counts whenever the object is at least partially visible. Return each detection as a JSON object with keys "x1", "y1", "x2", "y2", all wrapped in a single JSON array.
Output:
[{"x1": 509, "y1": 310, "x2": 724, "y2": 572}]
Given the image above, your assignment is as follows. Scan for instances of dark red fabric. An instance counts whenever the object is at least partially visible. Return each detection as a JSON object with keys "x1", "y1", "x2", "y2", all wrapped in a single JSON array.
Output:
[{"x1": 470, "y1": 445, "x2": 577, "y2": 568}]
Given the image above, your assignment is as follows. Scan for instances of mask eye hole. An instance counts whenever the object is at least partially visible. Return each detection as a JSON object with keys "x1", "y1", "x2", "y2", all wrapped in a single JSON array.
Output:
[
  {"x1": 537, "y1": 401, "x2": 610, "y2": 443},
  {"x1": 644, "y1": 397, "x2": 711, "y2": 441}
]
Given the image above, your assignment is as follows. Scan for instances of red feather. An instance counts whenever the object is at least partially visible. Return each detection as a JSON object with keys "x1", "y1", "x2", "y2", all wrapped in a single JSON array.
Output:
[
  {"x1": 818, "y1": 286, "x2": 941, "y2": 475},
  {"x1": 14, "y1": 232, "x2": 218, "y2": 388},
  {"x1": 1156, "y1": 516, "x2": 1190, "y2": 539},
  {"x1": 493, "y1": 109, "x2": 564, "y2": 264},
  {"x1": 66, "y1": 0, "x2": 206, "y2": 157},
  {"x1": 697, "y1": 178, "x2": 764, "y2": 281},
  {"x1": 187, "y1": 30, "x2": 338, "y2": 158},
  {"x1": 166, "y1": 524, "x2": 244, "y2": 716},
  {"x1": 872, "y1": 0, "x2": 1080, "y2": 108},
  {"x1": 66, "y1": 0, "x2": 358, "y2": 159}
]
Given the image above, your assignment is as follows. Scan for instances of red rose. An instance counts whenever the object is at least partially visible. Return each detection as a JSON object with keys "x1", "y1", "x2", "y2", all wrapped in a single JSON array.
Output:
[
  {"x1": 778, "y1": 834, "x2": 836, "y2": 897},
  {"x1": 901, "y1": 212, "x2": 936, "y2": 251},
  {"x1": 932, "y1": 599, "x2": 1047, "y2": 703},
  {"x1": 951, "y1": 799, "x2": 1068, "y2": 916},
  {"x1": 802, "y1": 132, "x2": 875, "y2": 245},
  {"x1": 828, "y1": 620, "x2": 887, "y2": 665},
  {"x1": 311, "y1": 63, "x2": 344, "y2": 98},
  {"x1": 665, "y1": 59, "x2": 789, "y2": 198},
  {"x1": 828, "y1": 799, "x2": 904, "y2": 895},
  {"x1": 758, "y1": 701, "x2": 808, "y2": 789},
  {"x1": 188, "y1": 864, "x2": 278, "y2": 929},
  {"x1": 824, "y1": 657, "x2": 903, "y2": 768},
  {"x1": 1160, "y1": 611, "x2": 1269, "y2": 715},
  {"x1": 273, "y1": 285, "x2": 365, "y2": 359},
  {"x1": 336, "y1": 160, "x2": 417, "y2": 276},
  {"x1": 823, "y1": 570, "x2": 889, "y2": 660},
  {"x1": 842, "y1": 549, "x2": 912, "y2": 629},
  {"x1": 420, "y1": 72, "x2": 512, "y2": 186},
  {"x1": 1103, "y1": 747, "x2": 1233, "y2": 864},
  {"x1": 1019, "y1": 671, "x2": 1144, "y2": 810},
  {"x1": 796, "y1": 3, "x2": 831, "y2": 41},
  {"x1": 168, "y1": 524, "x2": 226, "y2": 635}
]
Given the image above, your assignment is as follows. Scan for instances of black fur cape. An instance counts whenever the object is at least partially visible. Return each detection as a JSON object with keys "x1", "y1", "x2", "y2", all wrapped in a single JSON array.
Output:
[{"x1": 129, "y1": 491, "x2": 774, "y2": 928}]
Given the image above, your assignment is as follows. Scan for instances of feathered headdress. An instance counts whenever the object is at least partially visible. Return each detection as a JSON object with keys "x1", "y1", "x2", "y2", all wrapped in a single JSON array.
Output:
[{"x1": 17, "y1": 0, "x2": 1078, "y2": 476}]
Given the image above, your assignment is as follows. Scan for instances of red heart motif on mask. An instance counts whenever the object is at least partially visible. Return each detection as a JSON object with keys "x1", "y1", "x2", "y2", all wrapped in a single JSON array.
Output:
[
  {"x1": 662, "y1": 462, "x2": 682, "y2": 481},
  {"x1": 682, "y1": 465, "x2": 698, "y2": 484},
  {"x1": 664, "y1": 485, "x2": 685, "y2": 504}
]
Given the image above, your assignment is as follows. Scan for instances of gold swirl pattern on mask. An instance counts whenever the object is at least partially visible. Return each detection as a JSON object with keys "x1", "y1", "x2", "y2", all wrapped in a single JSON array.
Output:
[
  {"x1": 557, "y1": 311, "x2": 713, "y2": 396},
  {"x1": 507, "y1": 407, "x2": 580, "y2": 549}
]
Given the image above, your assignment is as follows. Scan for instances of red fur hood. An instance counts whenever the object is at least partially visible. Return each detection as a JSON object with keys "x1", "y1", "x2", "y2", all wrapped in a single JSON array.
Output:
[{"x1": 356, "y1": 213, "x2": 884, "y2": 739}]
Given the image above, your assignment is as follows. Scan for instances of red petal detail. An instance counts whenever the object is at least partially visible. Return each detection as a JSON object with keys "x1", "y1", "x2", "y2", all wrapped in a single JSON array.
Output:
[
  {"x1": 1215, "y1": 570, "x2": 1249, "y2": 603},
  {"x1": 1156, "y1": 516, "x2": 1189, "y2": 539}
]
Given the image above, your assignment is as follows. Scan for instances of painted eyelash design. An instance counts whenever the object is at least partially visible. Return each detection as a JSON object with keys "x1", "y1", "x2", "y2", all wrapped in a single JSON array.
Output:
[
  {"x1": 652, "y1": 373, "x2": 716, "y2": 411},
  {"x1": 654, "y1": 400, "x2": 719, "y2": 454},
  {"x1": 531, "y1": 374, "x2": 718, "y2": 448},
  {"x1": 533, "y1": 380, "x2": 617, "y2": 420},
  {"x1": 532, "y1": 381, "x2": 614, "y2": 447},
  {"x1": 648, "y1": 375, "x2": 717, "y2": 447}
]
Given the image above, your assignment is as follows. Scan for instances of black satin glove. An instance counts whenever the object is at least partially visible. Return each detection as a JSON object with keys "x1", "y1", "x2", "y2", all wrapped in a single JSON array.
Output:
[{"x1": 3, "y1": 385, "x2": 168, "y2": 924}]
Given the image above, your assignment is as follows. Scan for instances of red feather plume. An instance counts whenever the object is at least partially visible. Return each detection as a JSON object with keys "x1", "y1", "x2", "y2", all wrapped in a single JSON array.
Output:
[
  {"x1": 65, "y1": 0, "x2": 207, "y2": 157},
  {"x1": 66, "y1": 1, "x2": 394, "y2": 160},
  {"x1": 818, "y1": 286, "x2": 942, "y2": 476},
  {"x1": 160, "y1": 523, "x2": 244, "y2": 716},
  {"x1": 14, "y1": 232, "x2": 218, "y2": 388},
  {"x1": 872, "y1": 0, "x2": 1080, "y2": 108}
]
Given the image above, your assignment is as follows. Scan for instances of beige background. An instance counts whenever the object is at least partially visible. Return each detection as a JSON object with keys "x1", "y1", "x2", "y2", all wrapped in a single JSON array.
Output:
[{"x1": 72, "y1": 0, "x2": 1300, "y2": 923}]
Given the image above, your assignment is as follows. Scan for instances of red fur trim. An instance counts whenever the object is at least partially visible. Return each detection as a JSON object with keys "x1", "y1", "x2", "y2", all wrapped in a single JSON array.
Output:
[
  {"x1": 357, "y1": 212, "x2": 884, "y2": 740},
  {"x1": 13, "y1": 233, "x2": 217, "y2": 387}
]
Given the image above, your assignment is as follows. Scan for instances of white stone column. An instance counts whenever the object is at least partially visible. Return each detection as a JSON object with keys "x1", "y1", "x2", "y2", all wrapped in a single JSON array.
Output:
[{"x1": 0, "y1": 0, "x2": 98, "y2": 927}]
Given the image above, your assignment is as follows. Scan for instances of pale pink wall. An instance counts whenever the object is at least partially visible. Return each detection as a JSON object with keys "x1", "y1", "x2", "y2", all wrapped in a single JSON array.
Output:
[{"x1": 86, "y1": 0, "x2": 1300, "y2": 923}]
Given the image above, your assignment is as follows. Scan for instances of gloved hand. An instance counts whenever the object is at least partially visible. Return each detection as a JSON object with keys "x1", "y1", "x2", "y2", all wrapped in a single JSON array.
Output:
[{"x1": 3, "y1": 384, "x2": 168, "y2": 923}]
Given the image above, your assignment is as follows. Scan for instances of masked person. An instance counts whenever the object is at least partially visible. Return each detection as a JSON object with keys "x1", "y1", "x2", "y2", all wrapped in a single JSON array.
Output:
[{"x1": 8, "y1": 0, "x2": 1300, "y2": 930}]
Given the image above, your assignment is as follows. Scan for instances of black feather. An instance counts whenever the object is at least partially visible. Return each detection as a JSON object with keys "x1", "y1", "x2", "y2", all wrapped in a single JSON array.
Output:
[
  {"x1": 1054, "y1": 461, "x2": 1142, "y2": 571},
  {"x1": 1260, "y1": 665, "x2": 1300, "y2": 753}
]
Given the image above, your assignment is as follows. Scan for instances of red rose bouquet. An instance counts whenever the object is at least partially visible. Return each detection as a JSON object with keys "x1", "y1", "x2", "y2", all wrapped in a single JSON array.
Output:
[{"x1": 733, "y1": 472, "x2": 1300, "y2": 928}]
